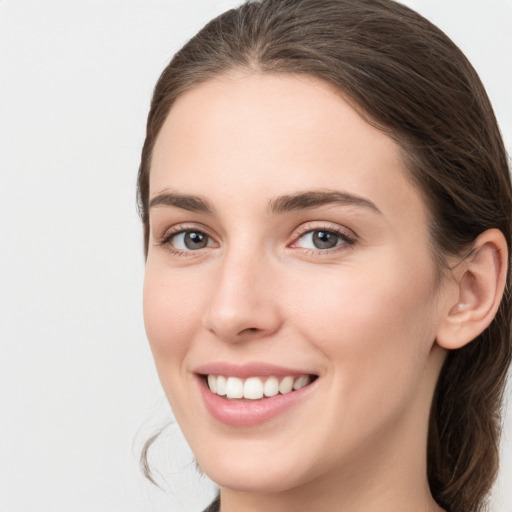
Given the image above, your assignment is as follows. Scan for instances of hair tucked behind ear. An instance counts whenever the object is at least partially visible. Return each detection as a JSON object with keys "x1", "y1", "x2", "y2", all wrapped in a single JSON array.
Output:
[{"x1": 138, "y1": 1, "x2": 512, "y2": 510}]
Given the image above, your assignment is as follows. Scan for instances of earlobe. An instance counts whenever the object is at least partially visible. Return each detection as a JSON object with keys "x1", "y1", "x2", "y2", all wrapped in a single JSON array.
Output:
[{"x1": 436, "y1": 229, "x2": 508, "y2": 350}]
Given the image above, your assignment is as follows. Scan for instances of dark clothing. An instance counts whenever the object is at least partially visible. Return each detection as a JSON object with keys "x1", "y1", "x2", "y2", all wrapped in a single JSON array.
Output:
[{"x1": 203, "y1": 495, "x2": 220, "y2": 512}]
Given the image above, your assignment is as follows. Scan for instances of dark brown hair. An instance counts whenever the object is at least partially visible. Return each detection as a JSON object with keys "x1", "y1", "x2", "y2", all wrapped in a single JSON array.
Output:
[{"x1": 137, "y1": 1, "x2": 512, "y2": 510}]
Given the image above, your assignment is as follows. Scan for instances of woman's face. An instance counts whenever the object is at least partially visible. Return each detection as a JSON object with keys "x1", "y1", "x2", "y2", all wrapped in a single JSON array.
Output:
[{"x1": 144, "y1": 73, "x2": 449, "y2": 496}]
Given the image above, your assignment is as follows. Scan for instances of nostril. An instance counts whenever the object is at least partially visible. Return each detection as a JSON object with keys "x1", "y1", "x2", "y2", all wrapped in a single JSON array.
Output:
[
  {"x1": 238, "y1": 326, "x2": 259, "y2": 333},
  {"x1": 239, "y1": 327, "x2": 262, "y2": 336}
]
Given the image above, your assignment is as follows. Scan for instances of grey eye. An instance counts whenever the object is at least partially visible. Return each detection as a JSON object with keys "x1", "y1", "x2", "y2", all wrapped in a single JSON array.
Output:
[
  {"x1": 312, "y1": 230, "x2": 340, "y2": 249},
  {"x1": 172, "y1": 231, "x2": 212, "y2": 250},
  {"x1": 296, "y1": 230, "x2": 343, "y2": 250}
]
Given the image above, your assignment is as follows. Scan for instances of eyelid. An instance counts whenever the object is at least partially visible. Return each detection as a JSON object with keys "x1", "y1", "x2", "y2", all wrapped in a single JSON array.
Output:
[
  {"x1": 289, "y1": 222, "x2": 357, "y2": 251},
  {"x1": 157, "y1": 222, "x2": 219, "y2": 255},
  {"x1": 159, "y1": 222, "x2": 214, "y2": 241},
  {"x1": 294, "y1": 221, "x2": 356, "y2": 238}
]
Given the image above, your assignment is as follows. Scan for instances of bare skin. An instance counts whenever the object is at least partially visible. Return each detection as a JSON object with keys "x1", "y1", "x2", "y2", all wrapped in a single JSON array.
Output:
[{"x1": 143, "y1": 71, "x2": 508, "y2": 512}]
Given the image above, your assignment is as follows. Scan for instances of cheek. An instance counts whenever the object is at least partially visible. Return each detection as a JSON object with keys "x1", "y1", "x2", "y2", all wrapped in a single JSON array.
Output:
[
  {"x1": 143, "y1": 263, "x2": 204, "y2": 371},
  {"x1": 287, "y1": 253, "x2": 438, "y2": 392},
  {"x1": 285, "y1": 260, "x2": 439, "y2": 457},
  {"x1": 142, "y1": 263, "x2": 214, "y2": 427}
]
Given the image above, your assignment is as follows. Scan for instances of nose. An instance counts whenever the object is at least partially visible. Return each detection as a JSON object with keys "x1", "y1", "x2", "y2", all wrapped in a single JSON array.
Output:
[{"x1": 202, "y1": 248, "x2": 282, "y2": 343}]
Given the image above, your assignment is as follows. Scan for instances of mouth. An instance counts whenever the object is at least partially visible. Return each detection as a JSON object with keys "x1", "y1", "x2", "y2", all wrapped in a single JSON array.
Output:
[
  {"x1": 194, "y1": 363, "x2": 319, "y2": 426},
  {"x1": 203, "y1": 374, "x2": 318, "y2": 401}
]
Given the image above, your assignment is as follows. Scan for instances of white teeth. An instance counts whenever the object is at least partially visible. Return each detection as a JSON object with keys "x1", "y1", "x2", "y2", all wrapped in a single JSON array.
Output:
[
  {"x1": 244, "y1": 377, "x2": 264, "y2": 400},
  {"x1": 279, "y1": 376, "x2": 294, "y2": 394},
  {"x1": 263, "y1": 376, "x2": 279, "y2": 397},
  {"x1": 216, "y1": 375, "x2": 227, "y2": 396},
  {"x1": 207, "y1": 374, "x2": 313, "y2": 400},
  {"x1": 293, "y1": 375, "x2": 311, "y2": 390},
  {"x1": 207, "y1": 375, "x2": 217, "y2": 394},
  {"x1": 226, "y1": 376, "x2": 244, "y2": 399}
]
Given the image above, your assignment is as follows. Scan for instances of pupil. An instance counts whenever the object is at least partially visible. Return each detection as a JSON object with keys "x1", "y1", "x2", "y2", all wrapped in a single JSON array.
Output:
[
  {"x1": 313, "y1": 230, "x2": 338, "y2": 249},
  {"x1": 184, "y1": 232, "x2": 207, "y2": 249}
]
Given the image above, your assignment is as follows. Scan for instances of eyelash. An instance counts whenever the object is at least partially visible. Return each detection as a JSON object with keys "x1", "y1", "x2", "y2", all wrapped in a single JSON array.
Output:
[
  {"x1": 158, "y1": 223, "x2": 357, "y2": 257},
  {"x1": 290, "y1": 224, "x2": 356, "y2": 256},
  {"x1": 158, "y1": 223, "x2": 215, "y2": 257}
]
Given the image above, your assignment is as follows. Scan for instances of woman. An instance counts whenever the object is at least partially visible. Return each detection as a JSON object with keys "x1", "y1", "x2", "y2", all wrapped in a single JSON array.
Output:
[{"x1": 137, "y1": 1, "x2": 511, "y2": 511}]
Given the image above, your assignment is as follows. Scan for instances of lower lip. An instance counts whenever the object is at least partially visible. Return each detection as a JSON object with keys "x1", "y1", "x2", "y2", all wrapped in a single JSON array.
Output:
[{"x1": 197, "y1": 376, "x2": 316, "y2": 427}]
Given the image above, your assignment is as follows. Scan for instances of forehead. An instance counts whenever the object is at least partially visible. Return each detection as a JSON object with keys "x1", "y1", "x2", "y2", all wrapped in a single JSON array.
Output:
[{"x1": 150, "y1": 72, "x2": 428, "y2": 230}]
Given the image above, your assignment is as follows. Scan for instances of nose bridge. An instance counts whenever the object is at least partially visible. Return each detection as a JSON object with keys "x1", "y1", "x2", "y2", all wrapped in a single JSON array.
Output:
[{"x1": 203, "y1": 237, "x2": 280, "y2": 341}]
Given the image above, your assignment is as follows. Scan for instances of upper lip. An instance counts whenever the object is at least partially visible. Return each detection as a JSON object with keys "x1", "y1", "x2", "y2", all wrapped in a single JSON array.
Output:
[{"x1": 194, "y1": 362, "x2": 317, "y2": 378}]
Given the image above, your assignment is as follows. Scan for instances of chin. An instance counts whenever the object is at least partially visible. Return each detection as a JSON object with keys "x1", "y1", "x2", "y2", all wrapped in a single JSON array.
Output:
[
  {"x1": 196, "y1": 449, "x2": 311, "y2": 494},
  {"x1": 206, "y1": 468, "x2": 304, "y2": 495}
]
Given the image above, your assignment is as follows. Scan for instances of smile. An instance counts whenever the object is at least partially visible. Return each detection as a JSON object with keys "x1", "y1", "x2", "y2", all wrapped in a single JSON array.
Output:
[
  {"x1": 196, "y1": 367, "x2": 319, "y2": 427},
  {"x1": 206, "y1": 374, "x2": 314, "y2": 400}
]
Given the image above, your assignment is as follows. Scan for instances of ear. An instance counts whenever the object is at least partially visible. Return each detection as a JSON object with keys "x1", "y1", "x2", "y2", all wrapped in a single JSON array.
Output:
[{"x1": 436, "y1": 229, "x2": 508, "y2": 350}]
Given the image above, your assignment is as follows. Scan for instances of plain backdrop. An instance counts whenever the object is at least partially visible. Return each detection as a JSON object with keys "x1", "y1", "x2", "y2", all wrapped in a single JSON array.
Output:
[{"x1": 0, "y1": 1, "x2": 511, "y2": 511}]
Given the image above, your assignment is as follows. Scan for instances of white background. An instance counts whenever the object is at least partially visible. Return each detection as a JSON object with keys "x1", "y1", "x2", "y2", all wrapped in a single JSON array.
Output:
[{"x1": 0, "y1": 1, "x2": 511, "y2": 511}]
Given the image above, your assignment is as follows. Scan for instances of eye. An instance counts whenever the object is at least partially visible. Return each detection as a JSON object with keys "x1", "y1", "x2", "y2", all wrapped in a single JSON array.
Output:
[
  {"x1": 292, "y1": 228, "x2": 355, "y2": 251},
  {"x1": 168, "y1": 230, "x2": 215, "y2": 251}
]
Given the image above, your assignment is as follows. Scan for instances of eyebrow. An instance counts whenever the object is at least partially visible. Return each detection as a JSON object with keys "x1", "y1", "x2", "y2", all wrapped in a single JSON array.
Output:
[
  {"x1": 149, "y1": 192, "x2": 214, "y2": 213},
  {"x1": 148, "y1": 189, "x2": 381, "y2": 215},
  {"x1": 269, "y1": 190, "x2": 381, "y2": 214}
]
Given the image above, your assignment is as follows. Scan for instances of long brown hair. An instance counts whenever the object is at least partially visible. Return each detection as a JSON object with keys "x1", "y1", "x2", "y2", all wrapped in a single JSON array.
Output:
[{"x1": 137, "y1": 1, "x2": 512, "y2": 510}]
